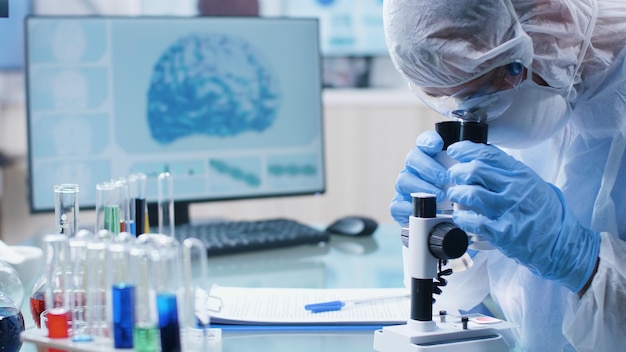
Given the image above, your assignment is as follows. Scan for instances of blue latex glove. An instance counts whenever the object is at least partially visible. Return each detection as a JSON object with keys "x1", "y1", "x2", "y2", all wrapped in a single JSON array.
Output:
[
  {"x1": 446, "y1": 141, "x2": 601, "y2": 293},
  {"x1": 390, "y1": 130, "x2": 448, "y2": 226}
]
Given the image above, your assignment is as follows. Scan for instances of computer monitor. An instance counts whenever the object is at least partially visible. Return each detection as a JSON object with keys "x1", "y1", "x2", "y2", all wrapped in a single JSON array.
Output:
[
  {"x1": 281, "y1": 0, "x2": 387, "y2": 57},
  {"x1": 0, "y1": 0, "x2": 30, "y2": 70},
  {"x1": 273, "y1": 0, "x2": 387, "y2": 88},
  {"x1": 25, "y1": 16, "x2": 326, "y2": 224}
]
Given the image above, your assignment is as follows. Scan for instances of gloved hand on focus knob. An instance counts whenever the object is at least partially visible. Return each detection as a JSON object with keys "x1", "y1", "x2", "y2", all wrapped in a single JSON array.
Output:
[
  {"x1": 390, "y1": 130, "x2": 449, "y2": 226},
  {"x1": 446, "y1": 140, "x2": 601, "y2": 293}
]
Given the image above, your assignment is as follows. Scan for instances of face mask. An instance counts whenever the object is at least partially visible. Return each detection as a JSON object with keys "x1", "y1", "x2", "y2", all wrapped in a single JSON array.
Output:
[{"x1": 485, "y1": 80, "x2": 571, "y2": 149}]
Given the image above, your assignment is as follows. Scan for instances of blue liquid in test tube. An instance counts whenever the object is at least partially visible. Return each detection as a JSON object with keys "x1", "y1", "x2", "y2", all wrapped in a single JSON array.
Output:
[
  {"x1": 129, "y1": 173, "x2": 148, "y2": 236},
  {"x1": 113, "y1": 284, "x2": 136, "y2": 348},
  {"x1": 157, "y1": 293, "x2": 181, "y2": 352},
  {"x1": 127, "y1": 221, "x2": 137, "y2": 237}
]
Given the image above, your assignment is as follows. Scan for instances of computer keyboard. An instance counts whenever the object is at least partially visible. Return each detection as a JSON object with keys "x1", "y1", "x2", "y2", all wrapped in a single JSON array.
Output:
[{"x1": 171, "y1": 218, "x2": 330, "y2": 256}]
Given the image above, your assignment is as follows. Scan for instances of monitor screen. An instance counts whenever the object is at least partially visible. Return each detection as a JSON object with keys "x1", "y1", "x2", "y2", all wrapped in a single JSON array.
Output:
[
  {"x1": 282, "y1": 0, "x2": 387, "y2": 57},
  {"x1": 25, "y1": 16, "x2": 326, "y2": 221},
  {"x1": 0, "y1": 0, "x2": 30, "y2": 70}
]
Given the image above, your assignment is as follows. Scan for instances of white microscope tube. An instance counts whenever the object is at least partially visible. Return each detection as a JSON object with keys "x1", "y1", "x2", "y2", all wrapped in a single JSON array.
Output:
[
  {"x1": 434, "y1": 121, "x2": 459, "y2": 214},
  {"x1": 54, "y1": 184, "x2": 79, "y2": 237},
  {"x1": 157, "y1": 172, "x2": 175, "y2": 237}
]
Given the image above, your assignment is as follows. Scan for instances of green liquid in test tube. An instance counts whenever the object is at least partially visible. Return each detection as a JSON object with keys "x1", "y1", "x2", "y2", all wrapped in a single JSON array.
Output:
[
  {"x1": 96, "y1": 182, "x2": 121, "y2": 235},
  {"x1": 130, "y1": 243, "x2": 159, "y2": 351},
  {"x1": 133, "y1": 324, "x2": 160, "y2": 352},
  {"x1": 104, "y1": 205, "x2": 121, "y2": 235}
]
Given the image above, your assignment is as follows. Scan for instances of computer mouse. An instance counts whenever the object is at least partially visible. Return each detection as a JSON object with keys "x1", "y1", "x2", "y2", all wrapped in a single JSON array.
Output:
[{"x1": 325, "y1": 216, "x2": 378, "y2": 237}]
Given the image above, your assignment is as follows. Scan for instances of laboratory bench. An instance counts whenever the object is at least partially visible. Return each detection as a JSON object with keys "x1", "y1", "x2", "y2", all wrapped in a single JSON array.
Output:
[{"x1": 18, "y1": 223, "x2": 406, "y2": 352}]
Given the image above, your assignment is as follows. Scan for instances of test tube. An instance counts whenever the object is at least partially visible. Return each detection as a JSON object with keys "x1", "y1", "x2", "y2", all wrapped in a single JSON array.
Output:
[
  {"x1": 129, "y1": 173, "x2": 148, "y2": 236},
  {"x1": 126, "y1": 175, "x2": 138, "y2": 236},
  {"x1": 114, "y1": 178, "x2": 131, "y2": 234},
  {"x1": 108, "y1": 234, "x2": 135, "y2": 348},
  {"x1": 182, "y1": 238, "x2": 211, "y2": 350},
  {"x1": 157, "y1": 172, "x2": 175, "y2": 237},
  {"x1": 54, "y1": 184, "x2": 79, "y2": 236},
  {"x1": 96, "y1": 182, "x2": 121, "y2": 235},
  {"x1": 150, "y1": 235, "x2": 183, "y2": 352},
  {"x1": 43, "y1": 234, "x2": 71, "y2": 340},
  {"x1": 68, "y1": 229, "x2": 95, "y2": 342},
  {"x1": 129, "y1": 242, "x2": 159, "y2": 352},
  {"x1": 85, "y1": 232, "x2": 110, "y2": 339}
]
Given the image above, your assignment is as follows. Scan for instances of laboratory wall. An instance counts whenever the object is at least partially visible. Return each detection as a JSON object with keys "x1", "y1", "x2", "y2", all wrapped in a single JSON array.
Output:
[{"x1": 0, "y1": 75, "x2": 440, "y2": 244}]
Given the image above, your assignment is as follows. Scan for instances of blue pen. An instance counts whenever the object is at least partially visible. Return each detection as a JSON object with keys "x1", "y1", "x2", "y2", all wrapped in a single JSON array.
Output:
[{"x1": 305, "y1": 294, "x2": 410, "y2": 313}]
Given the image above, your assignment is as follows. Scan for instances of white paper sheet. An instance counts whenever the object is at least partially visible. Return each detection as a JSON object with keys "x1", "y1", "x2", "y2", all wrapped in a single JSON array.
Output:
[{"x1": 208, "y1": 285, "x2": 411, "y2": 325}]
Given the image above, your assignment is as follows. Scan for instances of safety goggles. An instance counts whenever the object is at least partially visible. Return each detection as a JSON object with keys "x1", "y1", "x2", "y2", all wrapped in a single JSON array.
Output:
[{"x1": 410, "y1": 61, "x2": 525, "y2": 121}]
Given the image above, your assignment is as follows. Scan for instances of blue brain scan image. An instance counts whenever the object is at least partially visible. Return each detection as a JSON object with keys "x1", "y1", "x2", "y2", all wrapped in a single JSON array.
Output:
[{"x1": 147, "y1": 33, "x2": 281, "y2": 144}]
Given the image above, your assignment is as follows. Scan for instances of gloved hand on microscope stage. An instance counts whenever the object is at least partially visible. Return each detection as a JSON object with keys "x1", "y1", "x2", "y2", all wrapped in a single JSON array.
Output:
[{"x1": 446, "y1": 140, "x2": 601, "y2": 293}]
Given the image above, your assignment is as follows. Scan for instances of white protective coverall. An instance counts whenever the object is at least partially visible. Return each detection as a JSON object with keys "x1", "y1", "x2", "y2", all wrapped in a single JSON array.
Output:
[{"x1": 383, "y1": 0, "x2": 626, "y2": 350}]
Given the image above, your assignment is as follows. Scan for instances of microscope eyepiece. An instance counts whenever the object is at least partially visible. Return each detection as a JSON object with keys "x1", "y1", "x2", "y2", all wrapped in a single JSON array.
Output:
[{"x1": 411, "y1": 192, "x2": 436, "y2": 218}]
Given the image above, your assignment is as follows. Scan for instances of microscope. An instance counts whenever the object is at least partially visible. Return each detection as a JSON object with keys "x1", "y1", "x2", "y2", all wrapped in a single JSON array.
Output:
[{"x1": 373, "y1": 120, "x2": 511, "y2": 351}]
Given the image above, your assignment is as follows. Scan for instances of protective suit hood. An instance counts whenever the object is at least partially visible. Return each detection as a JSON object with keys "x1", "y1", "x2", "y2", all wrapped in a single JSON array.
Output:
[{"x1": 383, "y1": 0, "x2": 600, "y2": 98}]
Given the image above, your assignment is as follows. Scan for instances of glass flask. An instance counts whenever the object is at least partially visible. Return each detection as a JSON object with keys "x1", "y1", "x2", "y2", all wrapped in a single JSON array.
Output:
[
  {"x1": 29, "y1": 274, "x2": 46, "y2": 329},
  {"x1": 0, "y1": 291, "x2": 25, "y2": 352},
  {"x1": 0, "y1": 260, "x2": 24, "y2": 310},
  {"x1": 29, "y1": 232, "x2": 76, "y2": 330}
]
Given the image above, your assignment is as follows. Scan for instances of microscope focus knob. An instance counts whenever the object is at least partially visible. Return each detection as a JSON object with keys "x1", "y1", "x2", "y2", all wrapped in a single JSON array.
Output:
[{"x1": 428, "y1": 222, "x2": 468, "y2": 260}]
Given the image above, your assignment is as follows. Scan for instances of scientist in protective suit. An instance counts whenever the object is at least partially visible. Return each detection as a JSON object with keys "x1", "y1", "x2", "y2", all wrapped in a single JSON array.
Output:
[{"x1": 383, "y1": 0, "x2": 626, "y2": 350}]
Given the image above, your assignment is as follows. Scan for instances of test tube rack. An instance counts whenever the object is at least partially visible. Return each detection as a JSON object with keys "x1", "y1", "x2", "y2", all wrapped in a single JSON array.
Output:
[{"x1": 20, "y1": 327, "x2": 223, "y2": 352}]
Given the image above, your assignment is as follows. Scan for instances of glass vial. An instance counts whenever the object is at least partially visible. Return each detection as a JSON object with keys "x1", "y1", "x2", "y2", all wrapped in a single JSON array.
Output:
[
  {"x1": 108, "y1": 235, "x2": 135, "y2": 348},
  {"x1": 130, "y1": 242, "x2": 160, "y2": 352},
  {"x1": 149, "y1": 235, "x2": 183, "y2": 352},
  {"x1": 182, "y1": 238, "x2": 211, "y2": 350},
  {"x1": 128, "y1": 173, "x2": 148, "y2": 236},
  {"x1": 157, "y1": 172, "x2": 174, "y2": 237},
  {"x1": 68, "y1": 229, "x2": 94, "y2": 342},
  {"x1": 54, "y1": 184, "x2": 79, "y2": 237},
  {"x1": 96, "y1": 182, "x2": 120, "y2": 236}
]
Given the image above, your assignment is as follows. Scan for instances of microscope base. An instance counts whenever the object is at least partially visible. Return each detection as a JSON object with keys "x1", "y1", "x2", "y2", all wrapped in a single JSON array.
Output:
[{"x1": 373, "y1": 322, "x2": 509, "y2": 352}]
